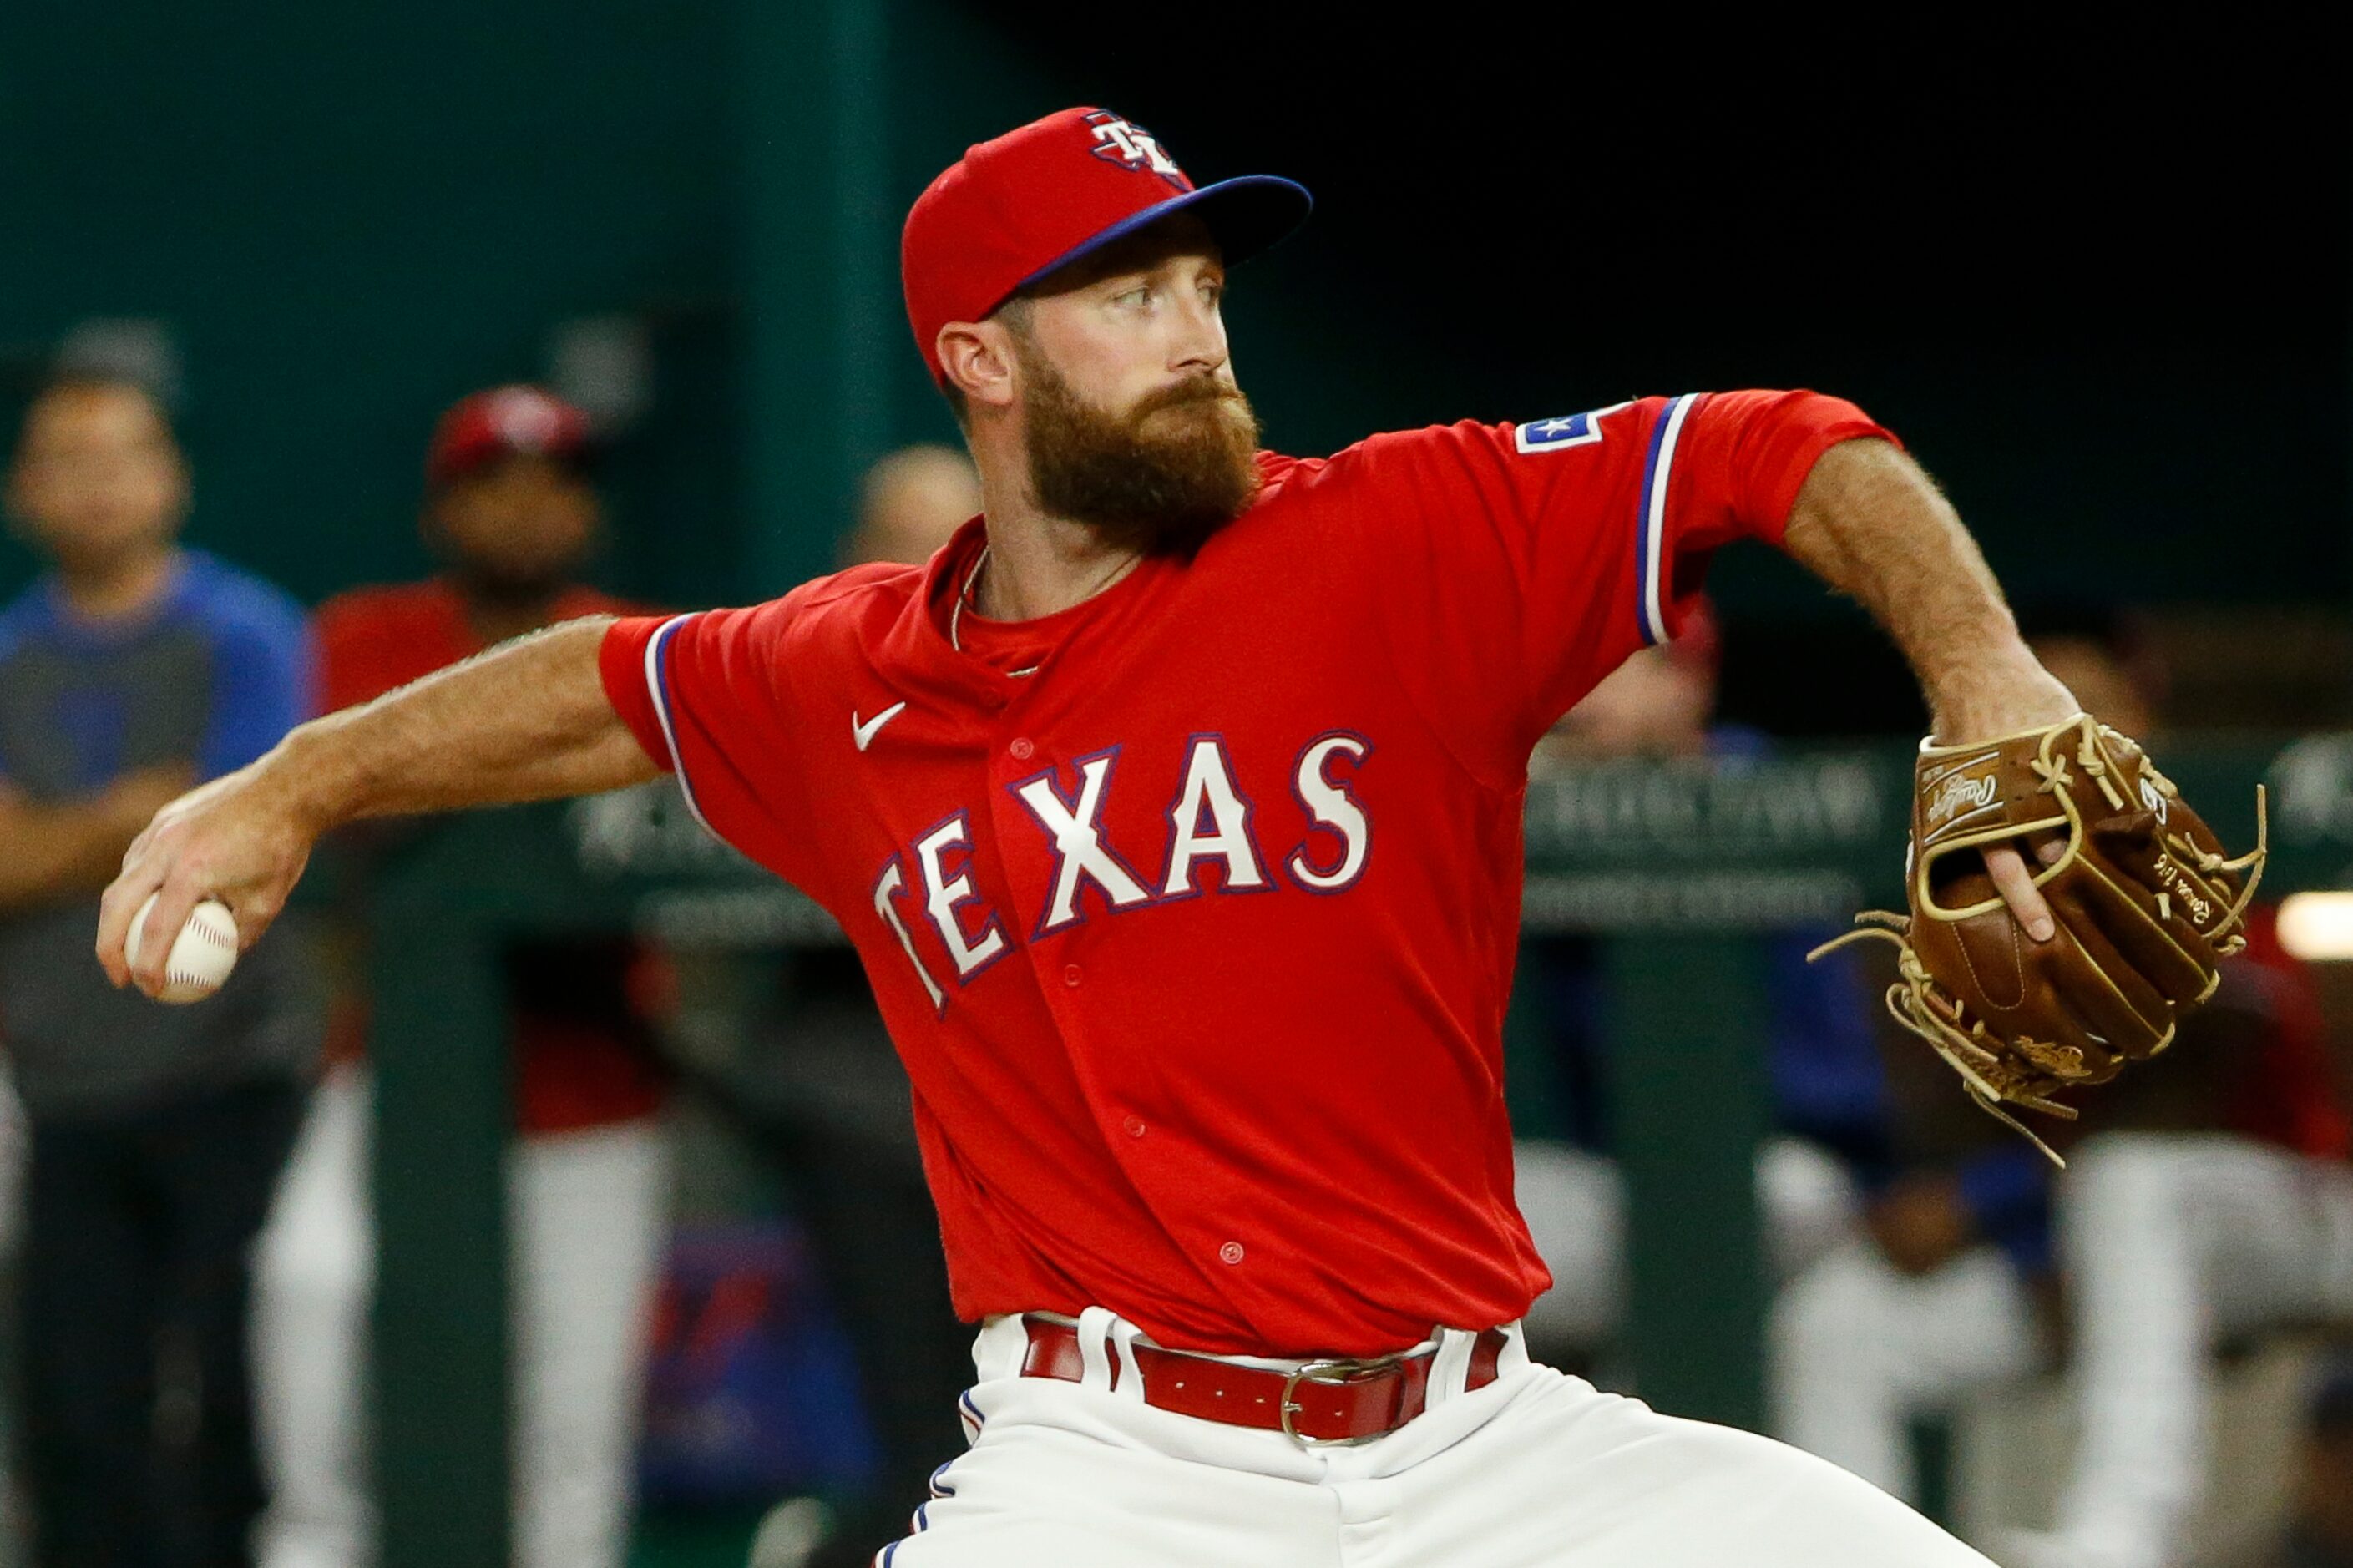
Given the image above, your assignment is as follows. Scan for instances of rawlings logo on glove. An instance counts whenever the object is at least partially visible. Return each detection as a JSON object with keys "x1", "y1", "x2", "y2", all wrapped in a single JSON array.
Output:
[
  {"x1": 1814, "y1": 714, "x2": 2267, "y2": 1163},
  {"x1": 1925, "y1": 768, "x2": 2001, "y2": 827}
]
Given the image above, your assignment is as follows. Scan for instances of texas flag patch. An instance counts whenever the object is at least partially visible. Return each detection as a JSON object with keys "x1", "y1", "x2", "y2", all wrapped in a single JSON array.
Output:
[{"x1": 1513, "y1": 402, "x2": 1629, "y2": 453}]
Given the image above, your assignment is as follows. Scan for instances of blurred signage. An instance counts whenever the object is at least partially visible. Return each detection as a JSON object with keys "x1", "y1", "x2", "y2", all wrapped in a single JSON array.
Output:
[
  {"x1": 569, "y1": 780, "x2": 757, "y2": 877},
  {"x1": 1524, "y1": 752, "x2": 1896, "y2": 865},
  {"x1": 1522, "y1": 869, "x2": 1865, "y2": 933},
  {"x1": 637, "y1": 886, "x2": 846, "y2": 947}
]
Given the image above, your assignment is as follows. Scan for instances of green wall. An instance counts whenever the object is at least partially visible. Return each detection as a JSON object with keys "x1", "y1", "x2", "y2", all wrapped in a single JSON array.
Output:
[
  {"x1": 3, "y1": 7, "x2": 2342, "y2": 624},
  {"x1": 0, "y1": 1, "x2": 1107, "y2": 613},
  {"x1": 0, "y1": 1, "x2": 742, "y2": 604}
]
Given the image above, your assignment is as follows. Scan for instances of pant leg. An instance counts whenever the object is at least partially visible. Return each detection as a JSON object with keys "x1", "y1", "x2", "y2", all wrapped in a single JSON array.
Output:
[
  {"x1": 1769, "y1": 1238, "x2": 2039, "y2": 1501},
  {"x1": 880, "y1": 1320, "x2": 1338, "y2": 1568},
  {"x1": 507, "y1": 1119, "x2": 670, "y2": 1568},
  {"x1": 1364, "y1": 1363, "x2": 1996, "y2": 1567},
  {"x1": 889, "y1": 1330, "x2": 1991, "y2": 1568},
  {"x1": 249, "y1": 1065, "x2": 375, "y2": 1568},
  {"x1": 19, "y1": 1112, "x2": 160, "y2": 1568},
  {"x1": 147, "y1": 1078, "x2": 306, "y2": 1568}
]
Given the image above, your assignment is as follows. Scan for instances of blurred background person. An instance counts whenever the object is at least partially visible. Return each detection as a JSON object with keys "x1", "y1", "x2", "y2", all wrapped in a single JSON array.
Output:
[
  {"x1": 1768, "y1": 1123, "x2": 2052, "y2": 1508},
  {"x1": 0, "y1": 372, "x2": 319, "y2": 1568},
  {"x1": 1767, "y1": 1004, "x2": 2056, "y2": 1498},
  {"x1": 250, "y1": 386, "x2": 673, "y2": 1568},
  {"x1": 840, "y1": 444, "x2": 982, "y2": 570},
  {"x1": 1512, "y1": 606, "x2": 1876, "y2": 1363}
]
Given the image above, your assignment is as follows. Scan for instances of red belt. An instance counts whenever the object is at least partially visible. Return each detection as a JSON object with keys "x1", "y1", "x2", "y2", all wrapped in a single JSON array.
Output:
[{"x1": 1018, "y1": 1314, "x2": 1509, "y2": 1446}]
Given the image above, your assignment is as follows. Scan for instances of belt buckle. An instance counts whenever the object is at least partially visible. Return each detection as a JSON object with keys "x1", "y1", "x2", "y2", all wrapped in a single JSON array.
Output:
[{"x1": 1278, "y1": 1353, "x2": 1406, "y2": 1448}]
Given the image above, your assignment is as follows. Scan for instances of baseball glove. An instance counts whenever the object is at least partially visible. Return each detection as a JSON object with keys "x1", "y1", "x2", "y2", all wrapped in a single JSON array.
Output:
[{"x1": 1814, "y1": 714, "x2": 2266, "y2": 1162}]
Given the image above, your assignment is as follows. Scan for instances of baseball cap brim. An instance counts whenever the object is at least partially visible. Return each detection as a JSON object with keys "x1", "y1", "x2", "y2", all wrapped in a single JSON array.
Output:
[{"x1": 1013, "y1": 175, "x2": 1313, "y2": 296}]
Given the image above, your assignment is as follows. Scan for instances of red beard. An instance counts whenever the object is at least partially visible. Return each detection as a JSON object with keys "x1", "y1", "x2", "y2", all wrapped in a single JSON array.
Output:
[{"x1": 1018, "y1": 349, "x2": 1264, "y2": 559}]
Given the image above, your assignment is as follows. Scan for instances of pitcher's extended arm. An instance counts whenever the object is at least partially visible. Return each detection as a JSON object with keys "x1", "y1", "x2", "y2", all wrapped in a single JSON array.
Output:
[
  {"x1": 1782, "y1": 438, "x2": 2079, "y2": 939},
  {"x1": 96, "y1": 616, "x2": 655, "y2": 995}
]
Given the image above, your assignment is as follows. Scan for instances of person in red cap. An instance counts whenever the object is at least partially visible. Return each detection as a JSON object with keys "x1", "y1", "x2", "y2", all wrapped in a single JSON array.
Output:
[
  {"x1": 248, "y1": 385, "x2": 670, "y2": 1568},
  {"x1": 109, "y1": 107, "x2": 2096, "y2": 1565}
]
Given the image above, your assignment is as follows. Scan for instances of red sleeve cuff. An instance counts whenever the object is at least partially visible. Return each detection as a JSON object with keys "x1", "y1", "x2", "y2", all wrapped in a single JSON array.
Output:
[
  {"x1": 599, "y1": 614, "x2": 681, "y2": 774},
  {"x1": 1738, "y1": 392, "x2": 1900, "y2": 548}
]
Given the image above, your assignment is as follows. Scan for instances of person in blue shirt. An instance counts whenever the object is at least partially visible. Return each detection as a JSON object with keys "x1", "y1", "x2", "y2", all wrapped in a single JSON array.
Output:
[{"x1": 0, "y1": 372, "x2": 321, "y2": 1568}]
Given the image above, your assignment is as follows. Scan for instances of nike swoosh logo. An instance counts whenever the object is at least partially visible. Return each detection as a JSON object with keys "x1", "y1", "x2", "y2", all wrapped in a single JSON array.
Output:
[{"x1": 852, "y1": 701, "x2": 908, "y2": 752}]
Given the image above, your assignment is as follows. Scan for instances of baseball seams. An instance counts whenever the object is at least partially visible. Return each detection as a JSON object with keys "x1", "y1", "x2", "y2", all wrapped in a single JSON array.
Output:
[
  {"x1": 172, "y1": 903, "x2": 239, "y2": 988},
  {"x1": 131, "y1": 894, "x2": 240, "y2": 1004}
]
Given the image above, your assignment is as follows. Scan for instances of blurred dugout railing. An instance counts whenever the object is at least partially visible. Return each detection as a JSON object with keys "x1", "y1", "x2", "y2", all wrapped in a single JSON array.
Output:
[{"x1": 367, "y1": 737, "x2": 2326, "y2": 1568}]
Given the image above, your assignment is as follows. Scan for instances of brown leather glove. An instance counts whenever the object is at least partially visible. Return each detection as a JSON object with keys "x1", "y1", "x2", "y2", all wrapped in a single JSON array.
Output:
[{"x1": 1817, "y1": 714, "x2": 2266, "y2": 1161}]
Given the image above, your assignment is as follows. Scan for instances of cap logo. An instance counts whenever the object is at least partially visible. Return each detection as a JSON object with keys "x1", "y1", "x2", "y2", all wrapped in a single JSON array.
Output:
[{"x1": 1085, "y1": 111, "x2": 1186, "y2": 190}]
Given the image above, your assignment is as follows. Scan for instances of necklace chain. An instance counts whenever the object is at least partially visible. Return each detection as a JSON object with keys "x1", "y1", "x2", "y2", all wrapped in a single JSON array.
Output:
[
  {"x1": 949, "y1": 542, "x2": 1139, "y2": 660},
  {"x1": 948, "y1": 545, "x2": 989, "y2": 653}
]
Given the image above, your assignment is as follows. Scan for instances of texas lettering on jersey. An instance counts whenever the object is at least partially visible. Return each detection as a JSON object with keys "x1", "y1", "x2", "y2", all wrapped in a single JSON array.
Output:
[
  {"x1": 600, "y1": 391, "x2": 1893, "y2": 1357},
  {"x1": 873, "y1": 730, "x2": 1373, "y2": 1010}
]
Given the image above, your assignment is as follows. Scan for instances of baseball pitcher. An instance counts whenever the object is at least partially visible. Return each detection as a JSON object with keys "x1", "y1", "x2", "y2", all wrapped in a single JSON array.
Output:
[{"x1": 97, "y1": 109, "x2": 2257, "y2": 1565}]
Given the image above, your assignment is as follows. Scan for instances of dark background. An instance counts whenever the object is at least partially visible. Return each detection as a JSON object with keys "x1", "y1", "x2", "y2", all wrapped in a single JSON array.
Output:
[{"x1": 1, "y1": 6, "x2": 2342, "y2": 732}]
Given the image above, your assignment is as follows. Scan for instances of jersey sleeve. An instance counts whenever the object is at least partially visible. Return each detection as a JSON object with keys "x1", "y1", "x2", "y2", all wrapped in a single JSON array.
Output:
[
  {"x1": 600, "y1": 601, "x2": 823, "y2": 894},
  {"x1": 1338, "y1": 390, "x2": 1891, "y2": 783}
]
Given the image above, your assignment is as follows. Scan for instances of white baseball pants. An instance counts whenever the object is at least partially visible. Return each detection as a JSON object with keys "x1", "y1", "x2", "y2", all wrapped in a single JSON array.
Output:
[
  {"x1": 249, "y1": 1065, "x2": 671, "y2": 1568},
  {"x1": 872, "y1": 1310, "x2": 1994, "y2": 1566}
]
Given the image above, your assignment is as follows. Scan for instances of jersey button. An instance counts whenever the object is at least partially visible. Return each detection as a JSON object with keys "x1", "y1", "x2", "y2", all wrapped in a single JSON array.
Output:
[
  {"x1": 1218, "y1": 1241, "x2": 1246, "y2": 1267},
  {"x1": 1122, "y1": 1115, "x2": 1146, "y2": 1139},
  {"x1": 1062, "y1": 964, "x2": 1083, "y2": 988},
  {"x1": 1010, "y1": 736, "x2": 1035, "y2": 761}
]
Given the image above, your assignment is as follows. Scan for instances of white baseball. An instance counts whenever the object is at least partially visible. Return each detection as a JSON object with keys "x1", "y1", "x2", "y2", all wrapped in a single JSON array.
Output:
[{"x1": 127, "y1": 893, "x2": 240, "y2": 1004}]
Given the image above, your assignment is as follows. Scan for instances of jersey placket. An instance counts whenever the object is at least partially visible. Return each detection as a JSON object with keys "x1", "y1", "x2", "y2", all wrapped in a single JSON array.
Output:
[
  {"x1": 983, "y1": 685, "x2": 1132, "y2": 1130},
  {"x1": 981, "y1": 669, "x2": 1238, "y2": 1276}
]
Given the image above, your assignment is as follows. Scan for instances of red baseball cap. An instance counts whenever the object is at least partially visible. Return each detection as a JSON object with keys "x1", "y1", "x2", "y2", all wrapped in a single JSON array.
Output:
[
  {"x1": 425, "y1": 385, "x2": 595, "y2": 488},
  {"x1": 902, "y1": 107, "x2": 1312, "y2": 384}
]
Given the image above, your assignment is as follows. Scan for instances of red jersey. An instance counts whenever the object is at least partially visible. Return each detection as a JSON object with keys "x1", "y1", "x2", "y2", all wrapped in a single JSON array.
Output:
[
  {"x1": 601, "y1": 391, "x2": 1887, "y2": 1355},
  {"x1": 317, "y1": 579, "x2": 669, "y2": 1136}
]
